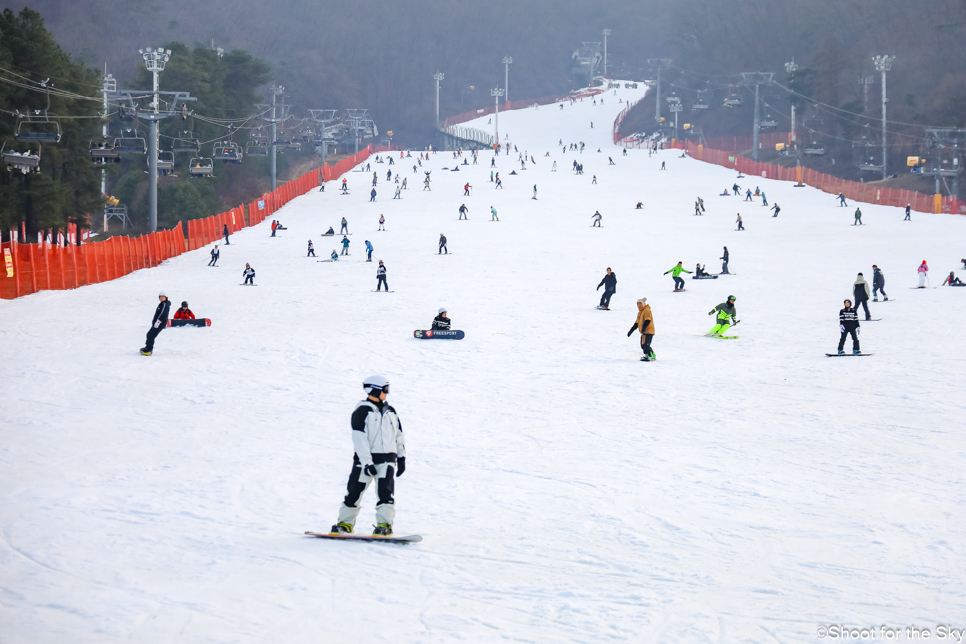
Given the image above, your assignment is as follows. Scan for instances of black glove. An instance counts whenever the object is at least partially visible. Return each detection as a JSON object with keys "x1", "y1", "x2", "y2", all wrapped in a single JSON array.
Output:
[
  {"x1": 627, "y1": 323, "x2": 638, "y2": 337},
  {"x1": 596, "y1": 284, "x2": 601, "y2": 291},
  {"x1": 395, "y1": 457, "x2": 406, "y2": 477},
  {"x1": 364, "y1": 463, "x2": 378, "y2": 477}
]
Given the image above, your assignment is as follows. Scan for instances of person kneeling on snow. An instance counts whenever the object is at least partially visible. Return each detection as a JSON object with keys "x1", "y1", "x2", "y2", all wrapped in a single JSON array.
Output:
[
  {"x1": 174, "y1": 302, "x2": 195, "y2": 320},
  {"x1": 331, "y1": 250, "x2": 339, "y2": 261},
  {"x1": 432, "y1": 308, "x2": 451, "y2": 330}
]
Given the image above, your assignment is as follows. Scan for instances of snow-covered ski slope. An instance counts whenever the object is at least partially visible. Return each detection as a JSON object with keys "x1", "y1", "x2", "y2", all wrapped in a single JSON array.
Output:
[{"x1": 2, "y1": 81, "x2": 965, "y2": 643}]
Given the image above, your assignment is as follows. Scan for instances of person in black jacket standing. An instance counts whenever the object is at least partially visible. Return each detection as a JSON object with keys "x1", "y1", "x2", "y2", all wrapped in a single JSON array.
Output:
[
  {"x1": 140, "y1": 292, "x2": 171, "y2": 356},
  {"x1": 837, "y1": 299, "x2": 861, "y2": 355},
  {"x1": 597, "y1": 267, "x2": 617, "y2": 310}
]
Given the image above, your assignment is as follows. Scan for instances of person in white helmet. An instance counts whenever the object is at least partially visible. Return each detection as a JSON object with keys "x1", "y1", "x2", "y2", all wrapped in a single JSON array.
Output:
[
  {"x1": 331, "y1": 376, "x2": 406, "y2": 536},
  {"x1": 432, "y1": 307, "x2": 450, "y2": 330},
  {"x1": 140, "y1": 292, "x2": 170, "y2": 356}
]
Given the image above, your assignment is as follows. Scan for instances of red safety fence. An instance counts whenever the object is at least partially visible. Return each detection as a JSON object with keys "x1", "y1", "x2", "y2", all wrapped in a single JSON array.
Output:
[{"x1": 2, "y1": 144, "x2": 389, "y2": 299}]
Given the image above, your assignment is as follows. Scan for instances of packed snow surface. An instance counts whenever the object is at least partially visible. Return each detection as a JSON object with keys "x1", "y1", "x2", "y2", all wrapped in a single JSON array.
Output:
[{"x1": 2, "y1": 82, "x2": 965, "y2": 643}]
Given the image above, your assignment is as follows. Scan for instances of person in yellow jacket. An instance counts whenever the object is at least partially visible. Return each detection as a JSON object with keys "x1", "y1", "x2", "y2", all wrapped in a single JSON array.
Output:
[{"x1": 627, "y1": 298, "x2": 656, "y2": 361}]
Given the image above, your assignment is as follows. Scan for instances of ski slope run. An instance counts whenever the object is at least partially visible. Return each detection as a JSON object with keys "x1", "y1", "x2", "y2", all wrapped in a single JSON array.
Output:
[{"x1": 2, "y1": 81, "x2": 965, "y2": 643}]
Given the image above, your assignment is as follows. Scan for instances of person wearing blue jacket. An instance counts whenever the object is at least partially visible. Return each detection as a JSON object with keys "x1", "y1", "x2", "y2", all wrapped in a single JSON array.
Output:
[
  {"x1": 365, "y1": 240, "x2": 373, "y2": 262},
  {"x1": 341, "y1": 236, "x2": 350, "y2": 256}
]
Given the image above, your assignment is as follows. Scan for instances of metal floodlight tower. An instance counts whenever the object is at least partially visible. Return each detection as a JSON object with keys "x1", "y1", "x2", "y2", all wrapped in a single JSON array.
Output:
[
  {"x1": 873, "y1": 55, "x2": 895, "y2": 180},
  {"x1": 742, "y1": 72, "x2": 774, "y2": 162},
  {"x1": 502, "y1": 57, "x2": 512, "y2": 103},
  {"x1": 602, "y1": 30, "x2": 611, "y2": 78},
  {"x1": 491, "y1": 87, "x2": 504, "y2": 146},
  {"x1": 785, "y1": 59, "x2": 799, "y2": 143},
  {"x1": 139, "y1": 47, "x2": 171, "y2": 232},
  {"x1": 434, "y1": 72, "x2": 444, "y2": 128},
  {"x1": 647, "y1": 59, "x2": 671, "y2": 125}
]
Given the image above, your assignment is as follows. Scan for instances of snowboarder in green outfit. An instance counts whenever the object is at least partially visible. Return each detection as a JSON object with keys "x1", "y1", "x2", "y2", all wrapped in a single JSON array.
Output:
[
  {"x1": 853, "y1": 207, "x2": 863, "y2": 225},
  {"x1": 663, "y1": 261, "x2": 692, "y2": 291},
  {"x1": 707, "y1": 295, "x2": 739, "y2": 337}
]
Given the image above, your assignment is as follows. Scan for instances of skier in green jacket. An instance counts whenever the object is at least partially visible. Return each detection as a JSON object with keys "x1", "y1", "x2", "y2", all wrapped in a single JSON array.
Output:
[
  {"x1": 664, "y1": 262, "x2": 692, "y2": 291},
  {"x1": 707, "y1": 295, "x2": 739, "y2": 337}
]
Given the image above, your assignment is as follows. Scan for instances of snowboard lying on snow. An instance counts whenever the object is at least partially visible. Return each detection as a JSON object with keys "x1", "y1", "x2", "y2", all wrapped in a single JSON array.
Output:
[
  {"x1": 167, "y1": 319, "x2": 211, "y2": 327},
  {"x1": 413, "y1": 329, "x2": 465, "y2": 339}
]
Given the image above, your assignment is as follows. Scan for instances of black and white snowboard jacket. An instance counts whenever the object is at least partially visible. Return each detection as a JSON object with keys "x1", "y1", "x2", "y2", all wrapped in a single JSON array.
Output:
[
  {"x1": 376, "y1": 265, "x2": 387, "y2": 278},
  {"x1": 839, "y1": 307, "x2": 860, "y2": 331},
  {"x1": 350, "y1": 399, "x2": 405, "y2": 473},
  {"x1": 431, "y1": 314, "x2": 450, "y2": 330}
]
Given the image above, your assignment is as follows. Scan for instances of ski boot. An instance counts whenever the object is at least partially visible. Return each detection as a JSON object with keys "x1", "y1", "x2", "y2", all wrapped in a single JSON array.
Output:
[
  {"x1": 873, "y1": 297, "x2": 878, "y2": 302},
  {"x1": 853, "y1": 349, "x2": 861, "y2": 356},
  {"x1": 140, "y1": 348, "x2": 152, "y2": 356},
  {"x1": 330, "y1": 522, "x2": 353, "y2": 535},
  {"x1": 884, "y1": 297, "x2": 889, "y2": 301},
  {"x1": 372, "y1": 523, "x2": 393, "y2": 537},
  {"x1": 838, "y1": 349, "x2": 845, "y2": 355}
]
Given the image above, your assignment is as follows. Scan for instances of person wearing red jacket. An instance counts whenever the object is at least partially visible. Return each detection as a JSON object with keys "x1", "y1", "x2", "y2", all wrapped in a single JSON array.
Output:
[{"x1": 174, "y1": 302, "x2": 195, "y2": 320}]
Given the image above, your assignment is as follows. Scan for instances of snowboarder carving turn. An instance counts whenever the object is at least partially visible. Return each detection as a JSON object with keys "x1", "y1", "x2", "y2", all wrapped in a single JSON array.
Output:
[
  {"x1": 664, "y1": 262, "x2": 692, "y2": 291},
  {"x1": 627, "y1": 297, "x2": 656, "y2": 361},
  {"x1": 596, "y1": 267, "x2": 617, "y2": 309},
  {"x1": 707, "y1": 295, "x2": 739, "y2": 338},
  {"x1": 329, "y1": 376, "x2": 406, "y2": 537}
]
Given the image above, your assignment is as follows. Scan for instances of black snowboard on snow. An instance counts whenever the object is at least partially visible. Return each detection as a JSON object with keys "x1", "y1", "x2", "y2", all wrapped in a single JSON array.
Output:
[
  {"x1": 167, "y1": 319, "x2": 211, "y2": 328},
  {"x1": 826, "y1": 353, "x2": 875, "y2": 357}
]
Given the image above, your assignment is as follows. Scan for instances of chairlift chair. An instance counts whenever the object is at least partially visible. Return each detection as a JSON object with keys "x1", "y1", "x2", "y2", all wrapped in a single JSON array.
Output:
[
  {"x1": 153, "y1": 151, "x2": 175, "y2": 174},
  {"x1": 859, "y1": 160, "x2": 883, "y2": 173},
  {"x1": 803, "y1": 116, "x2": 824, "y2": 129},
  {"x1": 666, "y1": 94, "x2": 681, "y2": 105},
  {"x1": 760, "y1": 115, "x2": 778, "y2": 129},
  {"x1": 172, "y1": 134, "x2": 201, "y2": 153},
  {"x1": 189, "y1": 157, "x2": 214, "y2": 178},
  {"x1": 693, "y1": 90, "x2": 710, "y2": 110},
  {"x1": 246, "y1": 139, "x2": 269, "y2": 157},
  {"x1": 212, "y1": 141, "x2": 243, "y2": 163},
  {"x1": 15, "y1": 111, "x2": 62, "y2": 143},
  {"x1": 114, "y1": 130, "x2": 147, "y2": 154},
  {"x1": 2, "y1": 142, "x2": 41, "y2": 173},
  {"x1": 90, "y1": 140, "x2": 121, "y2": 165},
  {"x1": 803, "y1": 142, "x2": 826, "y2": 156}
]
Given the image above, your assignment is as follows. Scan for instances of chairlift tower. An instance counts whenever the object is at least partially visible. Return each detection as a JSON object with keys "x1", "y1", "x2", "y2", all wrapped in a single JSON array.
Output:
[
  {"x1": 434, "y1": 73, "x2": 445, "y2": 128},
  {"x1": 602, "y1": 30, "x2": 611, "y2": 78},
  {"x1": 873, "y1": 55, "x2": 895, "y2": 180},
  {"x1": 345, "y1": 109, "x2": 375, "y2": 155},
  {"x1": 309, "y1": 109, "x2": 339, "y2": 168},
  {"x1": 491, "y1": 87, "x2": 504, "y2": 146},
  {"x1": 924, "y1": 128, "x2": 965, "y2": 200},
  {"x1": 669, "y1": 103, "x2": 682, "y2": 140},
  {"x1": 502, "y1": 58, "x2": 512, "y2": 103},
  {"x1": 784, "y1": 60, "x2": 798, "y2": 144},
  {"x1": 256, "y1": 84, "x2": 289, "y2": 191},
  {"x1": 100, "y1": 69, "x2": 115, "y2": 202},
  {"x1": 647, "y1": 59, "x2": 671, "y2": 126},
  {"x1": 741, "y1": 72, "x2": 774, "y2": 162}
]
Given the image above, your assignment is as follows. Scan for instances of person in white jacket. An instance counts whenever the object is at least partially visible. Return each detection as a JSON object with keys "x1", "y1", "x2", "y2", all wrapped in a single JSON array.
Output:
[{"x1": 331, "y1": 376, "x2": 406, "y2": 536}]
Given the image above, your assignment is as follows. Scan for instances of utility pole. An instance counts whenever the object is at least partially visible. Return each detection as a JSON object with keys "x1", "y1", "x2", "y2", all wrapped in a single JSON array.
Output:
[
  {"x1": 670, "y1": 103, "x2": 682, "y2": 140},
  {"x1": 140, "y1": 47, "x2": 170, "y2": 233},
  {"x1": 873, "y1": 55, "x2": 894, "y2": 180},
  {"x1": 785, "y1": 59, "x2": 798, "y2": 144},
  {"x1": 100, "y1": 68, "x2": 114, "y2": 202},
  {"x1": 742, "y1": 72, "x2": 774, "y2": 162},
  {"x1": 859, "y1": 74, "x2": 874, "y2": 114},
  {"x1": 434, "y1": 72, "x2": 444, "y2": 128},
  {"x1": 255, "y1": 86, "x2": 289, "y2": 191},
  {"x1": 491, "y1": 87, "x2": 504, "y2": 146},
  {"x1": 502, "y1": 57, "x2": 512, "y2": 103},
  {"x1": 647, "y1": 59, "x2": 671, "y2": 126},
  {"x1": 602, "y1": 30, "x2": 611, "y2": 78}
]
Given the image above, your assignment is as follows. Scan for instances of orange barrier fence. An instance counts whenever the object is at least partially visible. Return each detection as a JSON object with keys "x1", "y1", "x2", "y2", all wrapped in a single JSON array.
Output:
[
  {"x1": 684, "y1": 141, "x2": 965, "y2": 215},
  {"x1": 2, "y1": 144, "x2": 388, "y2": 299}
]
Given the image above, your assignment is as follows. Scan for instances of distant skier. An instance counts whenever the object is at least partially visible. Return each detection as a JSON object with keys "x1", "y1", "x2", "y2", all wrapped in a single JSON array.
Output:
[
  {"x1": 837, "y1": 299, "x2": 861, "y2": 355},
  {"x1": 592, "y1": 175, "x2": 597, "y2": 184},
  {"x1": 660, "y1": 161, "x2": 666, "y2": 170},
  {"x1": 223, "y1": 224, "x2": 230, "y2": 245},
  {"x1": 853, "y1": 207, "x2": 863, "y2": 225},
  {"x1": 745, "y1": 189, "x2": 753, "y2": 201},
  {"x1": 707, "y1": 295, "x2": 739, "y2": 337},
  {"x1": 378, "y1": 215, "x2": 385, "y2": 231},
  {"x1": 532, "y1": 185, "x2": 538, "y2": 200},
  {"x1": 736, "y1": 213, "x2": 744, "y2": 230},
  {"x1": 853, "y1": 273, "x2": 872, "y2": 321},
  {"x1": 627, "y1": 297, "x2": 656, "y2": 361},
  {"x1": 733, "y1": 183, "x2": 740, "y2": 195},
  {"x1": 664, "y1": 262, "x2": 692, "y2": 291},
  {"x1": 271, "y1": 220, "x2": 278, "y2": 237},
  {"x1": 872, "y1": 265, "x2": 887, "y2": 301},
  {"x1": 140, "y1": 292, "x2": 171, "y2": 356},
  {"x1": 365, "y1": 240, "x2": 373, "y2": 262},
  {"x1": 243, "y1": 263, "x2": 255, "y2": 285},
  {"x1": 838, "y1": 193, "x2": 847, "y2": 207},
  {"x1": 386, "y1": 169, "x2": 391, "y2": 181},
  {"x1": 917, "y1": 260, "x2": 929, "y2": 288},
  {"x1": 608, "y1": 157, "x2": 615, "y2": 165},
  {"x1": 552, "y1": 161, "x2": 557, "y2": 172},
  {"x1": 341, "y1": 178, "x2": 348, "y2": 193},
  {"x1": 340, "y1": 217, "x2": 349, "y2": 234},
  {"x1": 370, "y1": 188, "x2": 377, "y2": 202},
  {"x1": 208, "y1": 245, "x2": 219, "y2": 266},
  {"x1": 393, "y1": 186, "x2": 401, "y2": 199},
  {"x1": 307, "y1": 239, "x2": 316, "y2": 257},
  {"x1": 597, "y1": 267, "x2": 617, "y2": 309},
  {"x1": 432, "y1": 308, "x2": 451, "y2": 330},
  {"x1": 464, "y1": 182, "x2": 472, "y2": 196},
  {"x1": 904, "y1": 204, "x2": 911, "y2": 221},
  {"x1": 760, "y1": 191, "x2": 767, "y2": 206},
  {"x1": 438, "y1": 234, "x2": 448, "y2": 255},
  {"x1": 376, "y1": 260, "x2": 388, "y2": 291},
  {"x1": 490, "y1": 206, "x2": 499, "y2": 221},
  {"x1": 771, "y1": 203, "x2": 781, "y2": 217},
  {"x1": 495, "y1": 177, "x2": 503, "y2": 189},
  {"x1": 328, "y1": 376, "x2": 405, "y2": 537},
  {"x1": 720, "y1": 247, "x2": 731, "y2": 275},
  {"x1": 458, "y1": 204, "x2": 468, "y2": 220},
  {"x1": 341, "y1": 235, "x2": 350, "y2": 256},
  {"x1": 592, "y1": 211, "x2": 602, "y2": 227}
]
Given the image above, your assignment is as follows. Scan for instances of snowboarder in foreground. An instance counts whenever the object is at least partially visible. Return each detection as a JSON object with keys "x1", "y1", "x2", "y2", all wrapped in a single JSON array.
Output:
[
  {"x1": 376, "y1": 261, "x2": 388, "y2": 291},
  {"x1": 627, "y1": 297, "x2": 656, "y2": 361},
  {"x1": 432, "y1": 308, "x2": 450, "y2": 330},
  {"x1": 140, "y1": 292, "x2": 171, "y2": 356},
  {"x1": 707, "y1": 296, "x2": 739, "y2": 337},
  {"x1": 872, "y1": 265, "x2": 887, "y2": 301},
  {"x1": 664, "y1": 262, "x2": 692, "y2": 291},
  {"x1": 329, "y1": 376, "x2": 406, "y2": 537},
  {"x1": 596, "y1": 267, "x2": 617, "y2": 309},
  {"x1": 208, "y1": 245, "x2": 219, "y2": 266},
  {"x1": 853, "y1": 273, "x2": 872, "y2": 320},
  {"x1": 837, "y1": 299, "x2": 861, "y2": 355},
  {"x1": 243, "y1": 263, "x2": 255, "y2": 285}
]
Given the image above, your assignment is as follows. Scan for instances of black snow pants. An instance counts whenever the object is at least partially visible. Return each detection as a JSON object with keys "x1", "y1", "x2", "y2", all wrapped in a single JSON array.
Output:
[
  {"x1": 599, "y1": 288, "x2": 614, "y2": 307},
  {"x1": 144, "y1": 325, "x2": 163, "y2": 352},
  {"x1": 838, "y1": 330, "x2": 860, "y2": 352},
  {"x1": 377, "y1": 276, "x2": 388, "y2": 291}
]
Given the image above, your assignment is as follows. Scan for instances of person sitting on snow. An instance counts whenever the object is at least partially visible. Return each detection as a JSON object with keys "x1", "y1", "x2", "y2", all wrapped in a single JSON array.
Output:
[{"x1": 174, "y1": 301, "x2": 196, "y2": 319}]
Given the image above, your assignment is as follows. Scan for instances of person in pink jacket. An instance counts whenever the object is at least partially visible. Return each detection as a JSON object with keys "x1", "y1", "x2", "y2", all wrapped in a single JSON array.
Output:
[{"x1": 917, "y1": 260, "x2": 929, "y2": 288}]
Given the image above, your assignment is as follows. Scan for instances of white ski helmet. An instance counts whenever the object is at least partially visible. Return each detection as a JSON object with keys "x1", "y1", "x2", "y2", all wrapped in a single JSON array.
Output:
[
  {"x1": 438, "y1": 307, "x2": 447, "y2": 314},
  {"x1": 363, "y1": 375, "x2": 390, "y2": 395},
  {"x1": 158, "y1": 291, "x2": 166, "y2": 297}
]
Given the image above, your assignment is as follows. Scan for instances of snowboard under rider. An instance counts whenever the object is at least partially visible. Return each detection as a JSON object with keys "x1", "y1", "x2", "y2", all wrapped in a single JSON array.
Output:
[
  {"x1": 627, "y1": 297, "x2": 656, "y2": 361},
  {"x1": 330, "y1": 376, "x2": 406, "y2": 537},
  {"x1": 140, "y1": 292, "x2": 171, "y2": 355},
  {"x1": 708, "y1": 296, "x2": 739, "y2": 337},
  {"x1": 597, "y1": 267, "x2": 617, "y2": 309},
  {"x1": 837, "y1": 300, "x2": 861, "y2": 355},
  {"x1": 432, "y1": 308, "x2": 451, "y2": 330}
]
